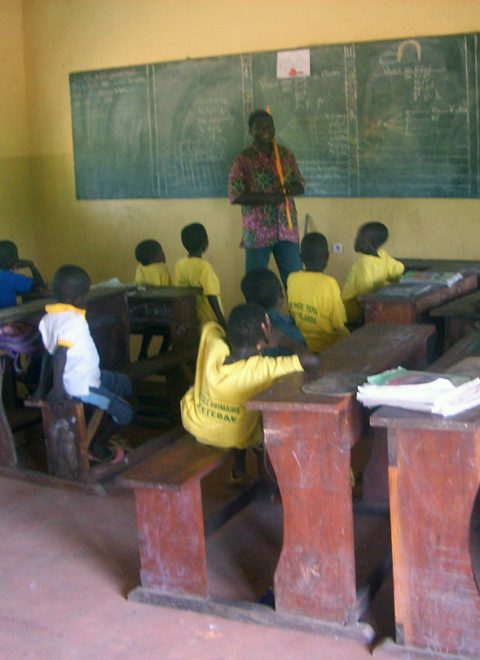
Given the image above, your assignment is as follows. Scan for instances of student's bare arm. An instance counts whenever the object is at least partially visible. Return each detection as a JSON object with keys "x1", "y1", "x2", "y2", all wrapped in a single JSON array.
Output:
[
  {"x1": 207, "y1": 295, "x2": 226, "y2": 329},
  {"x1": 15, "y1": 259, "x2": 46, "y2": 289},
  {"x1": 29, "y1": 352, "x2": 52, "y2": 403},
  {"x1": 268, "y1": 327, "x2": 320, "y2": 371}
]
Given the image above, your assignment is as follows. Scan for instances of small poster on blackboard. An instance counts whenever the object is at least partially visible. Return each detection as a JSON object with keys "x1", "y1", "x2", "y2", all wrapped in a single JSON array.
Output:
[{"x1": 276, "y1": 49, "x2": 310, "y2": 79}]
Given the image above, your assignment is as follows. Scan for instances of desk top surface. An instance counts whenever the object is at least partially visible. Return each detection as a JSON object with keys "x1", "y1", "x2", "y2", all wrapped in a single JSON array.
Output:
[
  {"x1": 429, "y1": 288, "x2": 480, "y2": 319},
  {"x1": 0, "y1": 286, "x2": 201, "y2": 325},
  {"x1": 360, "y1": 273, "x2": 477, "y2": 305},
  {"x1": 0, "y1": 286, "x2": 129, "y2": 324},
  {"x1": 397, "y1": 257, "x2": 480, "y2": 274},
  {"x1": 248, "y1": 323, "x2": 435, "y2": 412},
  {"x1": 127, "y1": 286, "x2": 200, "y2": 300}
]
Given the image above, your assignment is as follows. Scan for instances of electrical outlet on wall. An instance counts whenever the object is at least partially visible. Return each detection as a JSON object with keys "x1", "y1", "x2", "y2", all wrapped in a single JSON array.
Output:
[{"x1": 332, "y1": 242, "x2": 343, "y2": 254}]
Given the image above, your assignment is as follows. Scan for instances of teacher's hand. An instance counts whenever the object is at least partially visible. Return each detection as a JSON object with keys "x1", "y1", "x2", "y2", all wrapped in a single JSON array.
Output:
[{"x1": 265, "y1": 190, "x2": 286, "y2": 205}]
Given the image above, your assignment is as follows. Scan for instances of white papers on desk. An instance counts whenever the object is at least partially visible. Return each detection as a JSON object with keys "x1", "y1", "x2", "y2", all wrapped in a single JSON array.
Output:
[{"x1": 356, "y1": 367, "x2": 480, "y2": 416}]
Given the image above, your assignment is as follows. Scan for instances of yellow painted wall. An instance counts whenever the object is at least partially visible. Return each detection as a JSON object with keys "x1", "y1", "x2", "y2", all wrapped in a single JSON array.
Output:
[
  {"x1": 15, "y1": 0, "x2": 480, "y2": 311},
  {"x1": 0, "y1": 0, "x2": 36, "y2": 261}
]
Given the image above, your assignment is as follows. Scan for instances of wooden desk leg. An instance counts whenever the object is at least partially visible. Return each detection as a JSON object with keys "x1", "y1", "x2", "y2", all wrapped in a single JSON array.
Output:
[
  {"x1": 263, "y1": 408, "x2": 357, "y2": 624},
  {"x1": 134, "y1": 482, "x2": 208, "y2": 598},
  {"x1": 0, "y1": 370, "x2": 17, "y2": 468},
  {"x1": 362, "y1": 427, "x2": 389, "y2": 508},
  {"x1": 389, "y1": 428, "x2": 480, "y2": 657}
]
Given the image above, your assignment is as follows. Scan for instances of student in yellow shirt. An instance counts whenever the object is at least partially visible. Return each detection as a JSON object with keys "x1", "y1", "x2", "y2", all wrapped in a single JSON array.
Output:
[
  {"x1": 287, "y1": 232, "x2": 349, "y2": 353},
  {"x1": 174, "y1": 223, "x2": 226, "y2": 328},
  {"x1": 181, "y1": 303, "x2": 320, "y2": 480},
  {"x1": 134, "y1": 239, "x2": 172, "y2": 359},
  {"x1": 341, "y1": 221, "x2": 405, "y2": 325},
  {"x1": 135, "y1": 239, "x2": 172, "y2": 287}
]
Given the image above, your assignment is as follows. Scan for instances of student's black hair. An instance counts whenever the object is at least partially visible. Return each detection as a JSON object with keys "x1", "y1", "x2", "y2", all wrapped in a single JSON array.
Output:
[
  {"x1": 240, "y1": 269, "x2": 283, "y2": 310},
  {"x1": 181, "y1": 223, "x2": 208, "y2": 254},
  {"x1": 226, "y1": 303, "x2": 266, "y2": 351},
  {"x1": 301, "y1": 232, "x2": 329, "y2": 269},
  {"x1": 0, "y1": 240, "x2": 18, "y2": 270},
  {"x1": 248, "y1": 109, "x2": 273, "y2": 129},
  {"x1": 359, "y1": 222, "x2": 388, "y2": 248},
  {"x1": 135, "y1": 239, "x2": 162, "y2": 265},
  {"x1": 52, "y1": 265, "x2": 91, "y2": 303}
]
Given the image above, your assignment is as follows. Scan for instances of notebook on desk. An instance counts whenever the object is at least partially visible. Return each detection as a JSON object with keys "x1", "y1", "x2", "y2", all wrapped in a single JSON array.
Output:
[
  {"x1": 400, "y1": 270, "x2": 463, "y2": 287},
  {"x1": 366, "y1": 283, "x2": 433, "y2": 299}
]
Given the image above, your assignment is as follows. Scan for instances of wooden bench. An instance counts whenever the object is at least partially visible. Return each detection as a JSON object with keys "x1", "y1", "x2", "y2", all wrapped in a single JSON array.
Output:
[
  {"x1": 118, "y1": 434, "x2": 237, "y2": 599},
  {"x1": 370, "y1": 330, "x2": 480, "y2": 657}
]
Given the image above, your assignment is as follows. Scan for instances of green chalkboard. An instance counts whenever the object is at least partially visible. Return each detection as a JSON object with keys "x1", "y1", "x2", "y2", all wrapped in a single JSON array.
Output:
[
  {"x1": 70, "y1": 66, "x2": 155, "y2": 198},
  {"x1": 355, "y1": 35, "x2": 479, "y2": 197},
  {"x1": 70, "y1": 33, "x2": 480, "y2": 199}
]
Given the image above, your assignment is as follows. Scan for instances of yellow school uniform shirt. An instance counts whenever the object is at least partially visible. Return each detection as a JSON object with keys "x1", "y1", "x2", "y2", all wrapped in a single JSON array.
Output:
[
  {"x1": 287, "y1": 271, "x2": 349, "y2": 353},
  {"x1": 134, "y1": 262, "x2": 172, "y2": 287},
  {"x1": 174, "y1": 257, "x2": 224, "y2": 326},
  {"x1": 181, "y1": 322, "x2": 303, "y2": 449},
  {"x1": 341, "y1": 249, "x2": 405, "y2": 324}
]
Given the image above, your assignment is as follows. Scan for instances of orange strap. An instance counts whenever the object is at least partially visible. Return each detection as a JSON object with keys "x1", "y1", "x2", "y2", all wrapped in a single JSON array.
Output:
[{"x1": 272, "y1": 140, "x2": 293, "y2": 232}]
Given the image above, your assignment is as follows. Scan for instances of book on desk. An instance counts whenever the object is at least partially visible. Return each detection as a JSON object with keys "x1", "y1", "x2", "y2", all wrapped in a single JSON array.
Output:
[
  {"x1": 400, "y1": 270, "x2": 463, "y2": 287},
  {"x1": 356, "y1": 366, "x2": 480, "y2": 416}
]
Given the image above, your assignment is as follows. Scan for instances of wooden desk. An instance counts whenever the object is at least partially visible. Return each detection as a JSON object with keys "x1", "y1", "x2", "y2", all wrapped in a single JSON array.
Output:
[
  {"x1": 247, "y1": 323, "x2": 435, "y2": 626},
  {"x1": 127, "y1": 286, "x2": 199, "y2": 347},
  {"x1": 0, "y1": 286, "x2": 130, "y2": 369},
  {"x1": 371, "y1": 403, "x2": 480, "y2": 657},
  {"x1": 0, "y1": 288, "x2": 131, "y2": 489},
  {"x1": 397, "y1": 257, "x2": 480, "y2": 278},
  {"x1": 361, "y1": 273, "x2": 477, "y2": 325},
  {"x1": 430, "y1": 329, "x2": 480, "y2": 373},
  {"x1": 429, "y1": 288, "x2": 480, "y2": 350}
]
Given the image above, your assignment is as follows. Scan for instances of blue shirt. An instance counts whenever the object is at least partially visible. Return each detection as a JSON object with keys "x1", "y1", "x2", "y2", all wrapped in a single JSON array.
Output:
[
  {"x1": 265, "y1": 308, "x2": 306, "y2": 357},
  {"x1": 0, "y1": 270, "x2": 32, "y2": 308}
]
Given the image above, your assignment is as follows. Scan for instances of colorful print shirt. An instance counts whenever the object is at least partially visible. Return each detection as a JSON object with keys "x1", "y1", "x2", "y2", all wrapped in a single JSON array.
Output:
[{"x1": 228, "y1": 144, "x2": 304, "y2": 249}]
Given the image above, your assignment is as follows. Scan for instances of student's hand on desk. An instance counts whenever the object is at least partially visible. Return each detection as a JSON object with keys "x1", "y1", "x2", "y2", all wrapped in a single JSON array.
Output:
[{"x1": 298, "y1": 350, "x2": 321, "y2": 371}]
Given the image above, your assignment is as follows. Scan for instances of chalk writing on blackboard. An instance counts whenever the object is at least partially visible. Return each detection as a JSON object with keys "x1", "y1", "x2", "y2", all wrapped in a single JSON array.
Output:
[{"x1": 69, "y1": 33, "x2": 479, "y2": 199}]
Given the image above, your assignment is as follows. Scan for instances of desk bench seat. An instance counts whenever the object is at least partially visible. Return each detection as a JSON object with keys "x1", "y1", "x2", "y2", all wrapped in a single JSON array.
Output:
[{"x1": 118, "y1": 433, "x2": 234, "y2": 598}]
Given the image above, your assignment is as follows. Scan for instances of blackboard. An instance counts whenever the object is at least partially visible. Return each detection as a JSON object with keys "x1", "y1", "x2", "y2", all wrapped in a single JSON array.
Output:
[{"x1": 69, "y1": 33, "x2": 480, "y2": 199}]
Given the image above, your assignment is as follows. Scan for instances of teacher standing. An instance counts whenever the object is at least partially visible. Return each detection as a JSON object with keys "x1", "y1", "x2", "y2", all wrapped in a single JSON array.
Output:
[{"x1": 228, "y1": 109, "x2": 305, "y2": 289}]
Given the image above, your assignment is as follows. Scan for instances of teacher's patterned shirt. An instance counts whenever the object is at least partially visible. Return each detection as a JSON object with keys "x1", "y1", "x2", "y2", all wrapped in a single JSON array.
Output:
[{"x1": 228, "y1": 144, "x2": 304, "y2": 249}]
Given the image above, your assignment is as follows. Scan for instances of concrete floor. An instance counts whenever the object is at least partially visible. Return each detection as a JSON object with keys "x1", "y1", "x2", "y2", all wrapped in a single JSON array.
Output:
[{"x1": 0, "y1": 474, "x2": 382, "y2": 660}]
